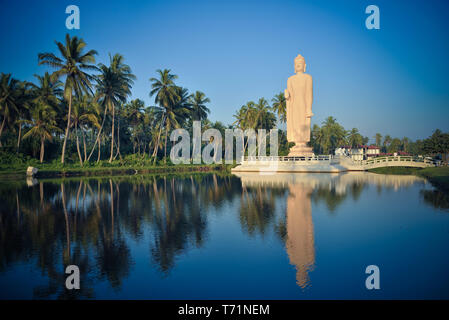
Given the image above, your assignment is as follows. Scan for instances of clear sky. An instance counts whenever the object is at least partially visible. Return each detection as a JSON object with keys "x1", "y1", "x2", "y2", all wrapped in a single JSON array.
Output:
[{"x1": 1, "y1": 0, "x2": 448, "y2": 141}]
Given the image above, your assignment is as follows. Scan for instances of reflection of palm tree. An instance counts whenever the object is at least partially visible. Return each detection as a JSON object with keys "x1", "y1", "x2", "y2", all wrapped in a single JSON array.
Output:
[
  {"x1": 239, "y1": 185, "x2": 276, "y2": 236},
  {"x1": 60, "y1": 183, "x2": 71, "y2": 262}
]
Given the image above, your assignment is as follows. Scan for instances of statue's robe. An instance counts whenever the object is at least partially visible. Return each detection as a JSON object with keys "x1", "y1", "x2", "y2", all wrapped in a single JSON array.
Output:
[{"x1": 286, "y1": 73, "x2": 313, "y2": 143}]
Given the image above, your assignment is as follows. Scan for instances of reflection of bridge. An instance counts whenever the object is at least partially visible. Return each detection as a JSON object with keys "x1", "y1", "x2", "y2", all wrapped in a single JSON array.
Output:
[
  {"x1": 234, "y1": 171, "x2": 427, "y2": 193},
  {"x1": 232, "y1": 155, "x2": 437, "y2": 173}
]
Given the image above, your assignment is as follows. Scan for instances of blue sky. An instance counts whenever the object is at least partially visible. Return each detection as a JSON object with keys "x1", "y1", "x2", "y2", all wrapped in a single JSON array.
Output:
[{"x1": 1, "y1": 0, "x2": 448, "y2": 141}]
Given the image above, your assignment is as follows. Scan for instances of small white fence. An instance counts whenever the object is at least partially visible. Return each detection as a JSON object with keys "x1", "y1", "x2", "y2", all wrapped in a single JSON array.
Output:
[
  {"x1": 241, "y1": 155, "x2": 438, "y2": 169},
  {"x1": 243, "y1": 155, "x2": 333, "y2": 162}
]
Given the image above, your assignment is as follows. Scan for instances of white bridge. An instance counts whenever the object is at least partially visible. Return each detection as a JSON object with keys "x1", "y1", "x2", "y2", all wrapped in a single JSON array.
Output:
[
  {"x1": 232, "y1": 155, "x2": 437, "y2": 173},
  {"x1": 347, "y1": 155, "x2": 436, "y2": 170}
]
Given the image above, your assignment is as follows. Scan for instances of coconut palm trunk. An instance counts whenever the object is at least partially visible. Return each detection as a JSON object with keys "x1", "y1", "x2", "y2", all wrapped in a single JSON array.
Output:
[
  {"x1": 75, "y1": 123, "x2": 83, "y2": 166},
  {"x1": 16, "y1": 123, "x2": 22, "y2": 153},
  {"x1": 97, "y1": 135, "x2": 102, "y2": 163},
  {"x1": 116, "y1": 116, "x2": 121, "y2": 160},
  {"x1": 0, "y1": 116, "x2": 6, "y2": 147},
  {"x1": 61, "y1": 91, "x2": 72, "y2": 164},
  {"x1": 82, "y1": 129, "x2": 87, "y2": 162},
  {"x1": 87, "y1": 107, "x2": 107, "y2": 161},
  {"x1": 164, "y1": 119, "x2": 169, "y2": 164},
  {"x1": 109, "y1": 101, "x2": 115, "y2": 163},
  {"x1": 152, "y1": 115, "x2": 165, "y2": 165},
  {"x1": 40, "y1": 135, "x2": 45, "y2": 163}
]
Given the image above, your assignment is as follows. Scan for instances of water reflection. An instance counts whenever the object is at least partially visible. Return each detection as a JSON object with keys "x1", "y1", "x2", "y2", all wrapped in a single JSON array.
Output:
[
  {"x1": 234, "y1": 171, "x2": 429, "y2": 288},
  {"x1": 0, "y1": 171, "x2": 444, "y2": 298},
  {"x1": 287, "y1": 183, "x2": 314, "y2": 288}
]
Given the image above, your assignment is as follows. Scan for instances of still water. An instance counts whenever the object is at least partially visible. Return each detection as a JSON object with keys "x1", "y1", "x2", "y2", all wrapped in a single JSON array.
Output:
[{"x1": 0, "y1": 172, "x2": 448, "y2": 299}]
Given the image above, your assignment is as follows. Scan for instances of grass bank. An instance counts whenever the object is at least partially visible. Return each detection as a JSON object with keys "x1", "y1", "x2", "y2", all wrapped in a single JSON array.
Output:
[
  {"x1": 0, "y1": 161, "x2": 234, "y2": 179},
  {"x1": 368, "y1": 166, "x2": 449, "y2": 192},
  {"x1": 0, "y1": 151, "x2": 236, "y2": 178}
]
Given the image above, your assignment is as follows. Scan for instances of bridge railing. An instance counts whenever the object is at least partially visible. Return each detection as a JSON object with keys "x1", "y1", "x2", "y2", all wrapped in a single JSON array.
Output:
[
  {"x1": 241, "y1": 155, "x2": 438, "y2": 167},
  {"x1": 243, "y1": 155, "x2": 333, "y2": 162},
  {"x1": 353, "y1": 156, "x2": 436, "y2": 166}
]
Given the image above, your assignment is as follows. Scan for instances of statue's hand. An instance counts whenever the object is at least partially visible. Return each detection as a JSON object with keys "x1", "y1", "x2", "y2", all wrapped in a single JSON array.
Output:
[
  {"x1": 284, "y1": 89, "x2": 290, "y2": 100},
  {"x1": 306, "y1": 112, "x2": 314, "y2": 118}
]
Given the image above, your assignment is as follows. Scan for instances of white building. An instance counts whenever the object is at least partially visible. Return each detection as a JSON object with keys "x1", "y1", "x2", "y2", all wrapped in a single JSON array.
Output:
[{"x1": 335, "y1": 145, "x2": 380, "y2": 161}]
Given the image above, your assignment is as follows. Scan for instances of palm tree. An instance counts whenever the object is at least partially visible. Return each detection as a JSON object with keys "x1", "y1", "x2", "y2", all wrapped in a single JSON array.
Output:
[
  {"x1": 233, "y1": 101, "x2": 255, "y2": 130},
  {"x1": 0, "y1": 73, "x2": 21, "y2": 147},
  {"x1": 271, "y1": 92, "x2": 286, "y2": 124},
  {"x1": 31, "y1": 72, "x2": 63, "y2": 107},
  {"x1": 22, "y1": 102, "x2": 61, "y2": 163},
  {"x1": 149, "y1": 69, "x2": 179, "y2": 163},
  {"x1": 317, "y1": 117, "x2": 347, "y2": 154},
  {"x1": 189, "y1": 91, "x2": 210, "y2": 121},
  {"x1": 347, "y1": 128, "x2": 363, "y2": 148},
  {"x1": 253, "y1": 97, "x2": 276, "y2": 130},
  {"x1": 93, "y1": 54, "x2": 134, "y2": 163},
  {"x1": 38, "y1": 34, "x2": 98, "y2": 164},
  {"x1": 310, "y1": 124, "x2": 323, "y2": 154},
  {"x1": 162, "y1": 86, "x2": 191, "y2": 162}
]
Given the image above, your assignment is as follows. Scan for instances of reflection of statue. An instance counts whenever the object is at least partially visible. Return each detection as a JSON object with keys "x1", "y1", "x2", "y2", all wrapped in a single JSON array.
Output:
[
  {"x1": 286, "y1": 183, "x2": 315, "y2": 288},
  {"x1": 285, "y1": 54, "x2": 314, "y2": 156}
]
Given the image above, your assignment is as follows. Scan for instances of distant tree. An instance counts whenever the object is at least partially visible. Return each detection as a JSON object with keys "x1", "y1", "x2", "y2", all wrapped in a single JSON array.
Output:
[
  {"x1": 374, "y1": 133, "x2": 382, "y2": 147},
  {"x1": 362, "y1": 136, "x2": 369, "y2": 145},
  {"x1": 422, "y1": 129, "x2": 449, "y2": 155},
  {"x1": 388, "y1": 138, "x2": 402, "y2": 153},
  {"x1": 401, "y1": 137, "x2": 410, "y2": 152},
  {"x1": 383, "y1": 134, "x2": 392, "y2": 152}
]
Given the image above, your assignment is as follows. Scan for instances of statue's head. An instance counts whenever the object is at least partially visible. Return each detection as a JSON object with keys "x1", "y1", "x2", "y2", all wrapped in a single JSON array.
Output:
[{"x1": 294, "y1": 54, "x2": 306, "y2": 73}]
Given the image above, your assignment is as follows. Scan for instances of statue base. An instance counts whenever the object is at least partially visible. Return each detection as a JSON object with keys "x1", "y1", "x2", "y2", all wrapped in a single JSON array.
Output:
[{"x1": 288, "y1": 143, "x2": 314, "y2": 157}]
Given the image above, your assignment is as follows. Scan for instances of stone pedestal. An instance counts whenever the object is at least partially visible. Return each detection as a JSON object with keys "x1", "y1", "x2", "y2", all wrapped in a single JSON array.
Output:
[{"x1": 288, "y1": 143, "x2": 314, "y2": 157}]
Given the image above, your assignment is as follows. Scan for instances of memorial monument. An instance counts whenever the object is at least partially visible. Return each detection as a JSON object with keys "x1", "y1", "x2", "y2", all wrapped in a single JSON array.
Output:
[
  {"x1": 231, "y1": 54, "x2": 347, "y2": 173},
  {"x1": 285, "y1": 54, "x2": 314, "y2": 157}
]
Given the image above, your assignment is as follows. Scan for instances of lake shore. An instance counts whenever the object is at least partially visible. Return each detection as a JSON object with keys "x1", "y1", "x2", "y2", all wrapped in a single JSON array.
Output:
[{"x1": 0, "y1": 163, "x2": 233, "y2": 179}]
